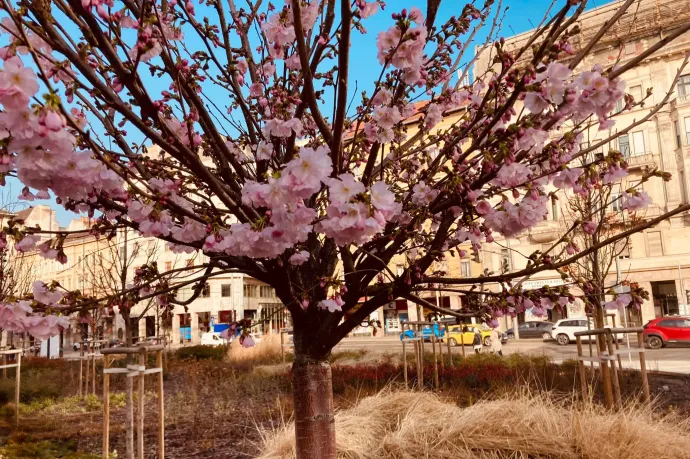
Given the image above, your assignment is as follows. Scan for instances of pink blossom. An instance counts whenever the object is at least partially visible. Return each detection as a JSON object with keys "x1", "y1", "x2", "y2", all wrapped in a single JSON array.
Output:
[
  {"x1": 372, "y1": 106, "x2": 401, "y2": 130},
  {"x1": 582, "y1": 221, "x2": 597, "y2": 234},
  {"x1": 602, "y1": 165, "x2": 628, "y2": 184},
  {"x1": 492, "y1": 162, "x2": 531, "y2": 188},
  {"x1": 412, "y1": 181, "x2": 438, "y2": 205},
  {"x1": 289, "y1": 250, "x2": 310, "y2": 266},
  {"x1": 475, "y1": 200, "x2": 494, "y2": 215},
  {"x1": 38, "y1": 241, "x2": 58, "y2": 260},
  {"x1": 622, "y1": 191, "x2": 652, "y2": 211},
  {"x1": 263, "y1": 117, "x2": 303, "y2": 138},
  {"x1": 604, "y1": 293, "x2": 632, "y2": 310},
  {"x1": 356, "y1": 0, "x2": 379, "y2": 18},
  {"x1": 424, "y1": 103, "x2": 443, "y2": 130},
  {"x1": 16, "y1": 234, "x2": 39, "y2": 252},
  {"x1": 33, "y1": 281, "x2": 63, "y2": 305},
  {"x1": 524, "y1": 92, "x2": 549, "y2": 114},
  {"x1": 324, "y1": 173, "x2": 365, "y2": 204},
  {"x1": 318, "y1": 298, "x2": 344, "y2": 313},
  {"x1": 540, "y1": 298, "x2": 554, "y2": 310},
  {"x1": 552, "y1": 168, "x2": 583, "y2": 189},
  {"x1": 370, "y1": 181, "x2": 400, "y2": 219}
]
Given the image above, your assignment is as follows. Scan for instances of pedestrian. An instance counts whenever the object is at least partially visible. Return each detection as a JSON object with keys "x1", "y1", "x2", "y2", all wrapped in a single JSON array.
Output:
[
  {"x1": 472, "y1": 328, "x2": 482, "y2": 355},
  {"x1": 490, "y1": 326, "x2": 503, "y2": 356}
]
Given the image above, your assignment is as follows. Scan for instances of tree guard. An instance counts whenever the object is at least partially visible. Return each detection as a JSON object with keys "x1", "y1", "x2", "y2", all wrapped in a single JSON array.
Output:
[
  {"x1": 0, "y1": 349, "x2": 21, "y2": 425},
  {"x1": 101, "y1": 345, "x2": 165, "y2": 459},
  {"x1": 574, "y1": 327, "x2": 649, "y2": 409}
]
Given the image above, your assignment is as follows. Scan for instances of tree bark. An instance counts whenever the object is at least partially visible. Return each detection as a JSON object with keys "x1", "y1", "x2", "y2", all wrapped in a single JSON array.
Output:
[{"x1": 292, "y1": 357, "x2": 336, "y2": 459}]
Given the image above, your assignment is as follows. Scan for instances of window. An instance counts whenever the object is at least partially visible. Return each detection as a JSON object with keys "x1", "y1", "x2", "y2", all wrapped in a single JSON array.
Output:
[
  {"x1": 685, "y1": 117, "x2": 690, "y2": 145},
  {"x1": 165, "y1": 261, "x2": 172, "y2": 271},
  {"x1": 460, "y1": 260, "x2": 471, "y2": 277},
  {"x1": 624, "y1": 42, "x2": 636, "y2": 56},
  {"x1": 551, "y1": 200, "x2": 558, "y2": 221},
  {"x1": 681, "y1": 171, "x2": 688, "y2": 203},
  {"x1": 610, "y1": 192, "x2": 623, "y2": 212},
  {"x1": 631, "y1": 131, "x2": 645, "y2": 156},
  {"x1": 243, "y1": 284, "x2": 257, "y2": 297},
  {"x1": 615, "y1": 98, "x2": 624, "y2": 113},
  {"x1": 658, "y1": 319, "x2": 681, "y2": 328},
  {"x1": 500, "y1": 248, "x2": 512, "y2": 272},
  {"x1": 260, "y1": 286, "x2": 275, "y2": 297},
  {"x1": 629, "y1": 84, "x2": 643, "y2": 102},
  {"x1": 221, "y1": 284, "x2": 231, "y2": 297},
  {"x1": 617, "y1": 241, "x2": 630, "y2": 260},
  {"x1": 396, "y1": 264, "x2": 405, "y2": 276},
  {"x1": 219, "y1": 310, "x2": 234, "y2": 323},
  {"x1": 119, "y1": 247, "x2": 125, "y2": 259},
  {"x1": 675, "y1": 120, "x2": 682, "y2": 148},
  {"x1": 678, "y1": 74, "x2": 690, "y2": 97},
  {"x1": 618, "y1": 134, "x2": 629, "y2": 157},
  {"x1": 647, "y1": 231, "x2": 663, "y2": 257},
  {"x1": 680, "y1": 319, "x2": 690, "y2": 328},
  {"x1": 201, "y1": 284, "x2": 210, "y2": 297}
]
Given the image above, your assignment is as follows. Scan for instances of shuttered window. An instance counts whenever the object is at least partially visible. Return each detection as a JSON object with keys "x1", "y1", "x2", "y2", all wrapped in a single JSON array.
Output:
[{"x1": 647, "y1": 232, "x2": 663, "y2": 257}]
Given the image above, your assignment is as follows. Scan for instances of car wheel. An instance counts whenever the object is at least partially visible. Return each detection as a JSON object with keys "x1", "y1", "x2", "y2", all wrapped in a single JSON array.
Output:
[
  {"x1": 507, "y1": 333, "x2": 514, "y2": 340},
  {"x1": 72, "y1": 344, "x2": 78, "y2": 351},
  {"x1": 646, "y1": 336, "x2": 663, "y2": 349},
  {"x1": 448, "y1": 338, "x2": 458, "y2": 347},
  {"x1": 483, "y1": 336, "x2": 491, "y2": 347},
  {"x1": 542, "y1": 332, "x2": 552, "y2": 340},
  {"x1": 556, "y1": 334, "x2": 570, "y2": 346}
]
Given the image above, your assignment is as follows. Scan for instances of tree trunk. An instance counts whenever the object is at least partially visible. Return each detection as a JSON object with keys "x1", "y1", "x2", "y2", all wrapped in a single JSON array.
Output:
[{"x1": 292, "y1": 357, "x2": 336, "y2": 459}]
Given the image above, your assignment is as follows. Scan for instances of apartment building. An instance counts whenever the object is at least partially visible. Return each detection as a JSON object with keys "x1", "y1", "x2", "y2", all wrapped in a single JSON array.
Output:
[
  {"x1": 472, "y1": 0, "x2": 690, "y2": 328},
  {"x1": 4, "y1": 205, "x2": 286, "y2": 347}
]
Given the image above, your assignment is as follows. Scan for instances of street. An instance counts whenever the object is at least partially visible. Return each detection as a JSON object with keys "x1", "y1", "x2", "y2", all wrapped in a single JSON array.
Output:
[{"x1": 334, "y1": 335, "x2": 690, "y2": 373}]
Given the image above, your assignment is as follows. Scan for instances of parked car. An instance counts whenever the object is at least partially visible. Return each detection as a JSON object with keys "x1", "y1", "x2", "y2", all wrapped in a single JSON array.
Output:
[
  {"x1": 200, "y1": 332, "x2": 228, "y2": 346},
  {"x1": 505, "y1": 321, "x2": 554, "y2": 340},
  {"x1": 642, "y1": 317, "x2": 690, "y2": 349},
  {"x1": 400, "y1": 323, "x2": 444, "y2": 341},
  {"x1": 550, "y1": 318, "x2": 620, "y2": 345},
  {"x1": 445, "y1": 324, "x2": 506, "y2": 347},
  {"x1": 72, "y1": 340, "x2": 105, "y2": 351}
]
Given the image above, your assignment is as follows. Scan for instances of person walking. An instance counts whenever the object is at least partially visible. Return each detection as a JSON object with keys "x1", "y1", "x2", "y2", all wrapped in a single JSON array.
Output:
[
  {"x1": 472, "y1": 328, "x2": 482, "y2": 355},
  {"x1": 490, "y1": 326, "x2": 503, "y2": 356}
]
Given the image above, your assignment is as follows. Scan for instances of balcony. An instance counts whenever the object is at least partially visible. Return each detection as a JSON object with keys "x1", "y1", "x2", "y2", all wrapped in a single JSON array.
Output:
[
  {"x1": 621, "y1": 145, "x2": 655, "y2": 170},
  {"x1": 670, "y1": 94, "x2": 690, "y2": 111}
]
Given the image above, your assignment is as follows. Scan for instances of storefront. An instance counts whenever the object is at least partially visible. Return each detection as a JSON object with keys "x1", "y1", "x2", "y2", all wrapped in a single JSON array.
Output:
[{"x1": 383, "y1": 300, "x2": 410, "y2": 335}]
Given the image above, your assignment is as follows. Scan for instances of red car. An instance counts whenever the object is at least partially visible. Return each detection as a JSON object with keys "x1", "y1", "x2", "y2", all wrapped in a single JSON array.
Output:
[{"x1": 642, "y1": 317, "x2": 690, "y2": 349}]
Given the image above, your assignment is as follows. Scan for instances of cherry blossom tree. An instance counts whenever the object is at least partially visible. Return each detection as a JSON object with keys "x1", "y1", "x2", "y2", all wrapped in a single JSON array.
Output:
[{"x1": 0, "y1": 0, "x2": 690, "y2": 456}]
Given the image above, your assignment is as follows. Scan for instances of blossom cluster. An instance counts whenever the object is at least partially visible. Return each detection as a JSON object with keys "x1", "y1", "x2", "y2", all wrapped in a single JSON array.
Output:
[{"x1": 0, "y1": 282, "x2": 69, "y2": 339}]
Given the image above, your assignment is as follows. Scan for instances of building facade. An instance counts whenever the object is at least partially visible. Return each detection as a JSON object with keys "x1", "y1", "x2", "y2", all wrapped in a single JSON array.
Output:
[{"x1": 472, "y1": 0, "x2": 690, "y2": 329}]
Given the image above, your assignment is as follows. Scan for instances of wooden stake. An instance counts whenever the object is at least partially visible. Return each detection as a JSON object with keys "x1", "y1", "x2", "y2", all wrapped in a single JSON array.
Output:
[
  {"x1": 14, "y1": 352, "x2": 20, "y2": 426},
  {"x1": 280, "y1": 331, "x2": 285, "y2": 363},
  {"x1": 576, "y1": 336, "x2": 588, "y2": 402},
  {"x1": 3, "y1": 354, "x2": 6, "y2": 379},
  {"x1": 637, "y1": 331, "x2": 650, "y2": 403},
  {"x1": 137, "y1": 351, "x2": 145, "y2": 459},
  {"x1": 438, "y1": 330, "x2": 444, "y2": 370},
  {"x1": 460, "y1": 327, "x2": 466, "y2": 359},
  {"x1": 596, "y1": 334, "x2": 614, "y2": 409},
  {"x1": 431, "y1": 334, "x2": 439, "y2": 391},
  {"x1": 418, "y1": 326, "x2": 424, "y2": 389},
  {"x1": 103, "y1": 355, "x2": 110, "y2": 459},
  {"x1": 402, "y1": 339, "x2": 408, "y2": 388},
  {"x1": 605, "y1": 330, "x2": 622, "y2": 408},
  {"x1": 92, "y1": 347, "x2": 96, "y2": 395},
  {"x1": 79, "y1": 346, "x2": 83, "y2": 397},
  {"x1": 587, "y1": 320, "x2": 594, "y2": 369},
  {"x1": 156, "y1": 351, "x2": 164, "y2": 459},
  {"x1": 446, "y1": 325, "x2": 452, "y2": 367}
]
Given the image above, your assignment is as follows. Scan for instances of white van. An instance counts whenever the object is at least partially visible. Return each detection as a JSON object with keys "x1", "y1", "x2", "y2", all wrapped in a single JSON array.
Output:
[{"x1": 200, "y1": 332, "x2": 227, "y2": 346}]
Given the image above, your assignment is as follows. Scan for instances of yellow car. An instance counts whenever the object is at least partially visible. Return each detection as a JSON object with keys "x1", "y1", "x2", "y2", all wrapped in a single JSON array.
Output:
[{"x1": 445, "y1": 324, "x2": 494, "y2": 347}]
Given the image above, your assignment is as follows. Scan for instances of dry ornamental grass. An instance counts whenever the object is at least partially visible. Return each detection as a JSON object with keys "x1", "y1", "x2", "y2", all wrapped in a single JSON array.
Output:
[{"x1": 259, "y1": 390, "x2": 690, "y2": 459}]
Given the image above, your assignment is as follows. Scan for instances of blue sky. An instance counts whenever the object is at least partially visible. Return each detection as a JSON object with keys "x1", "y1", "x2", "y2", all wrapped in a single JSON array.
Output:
[{"x1": 10, "y1": 0, "x2": 596, "y2": 226}]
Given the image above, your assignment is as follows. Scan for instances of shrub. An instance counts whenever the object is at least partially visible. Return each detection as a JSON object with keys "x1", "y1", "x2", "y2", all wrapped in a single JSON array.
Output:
[{"x1": 175, "y1": 345, "x2": 226, "y2": 361}]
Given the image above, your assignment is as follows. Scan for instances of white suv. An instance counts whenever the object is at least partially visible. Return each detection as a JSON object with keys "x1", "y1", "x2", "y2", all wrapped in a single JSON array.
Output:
[{"x1": 551, "y1": 318, "x2": 595, "y2": 345}]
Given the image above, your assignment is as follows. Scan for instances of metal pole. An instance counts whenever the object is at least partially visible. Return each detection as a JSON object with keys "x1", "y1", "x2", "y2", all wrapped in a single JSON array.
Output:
[
  {"x1": 679, "y1": 263, "x2": 687, "y2": 316},
  {"x1": 15, "y1": 352, "x2": 20, "y2": 426},
  {"x1": 617, "y1": 257, "x2": 632, "y2": 363},
  {"x1": 156, "y1": 350, "x2": 165, "y2": 459}
]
